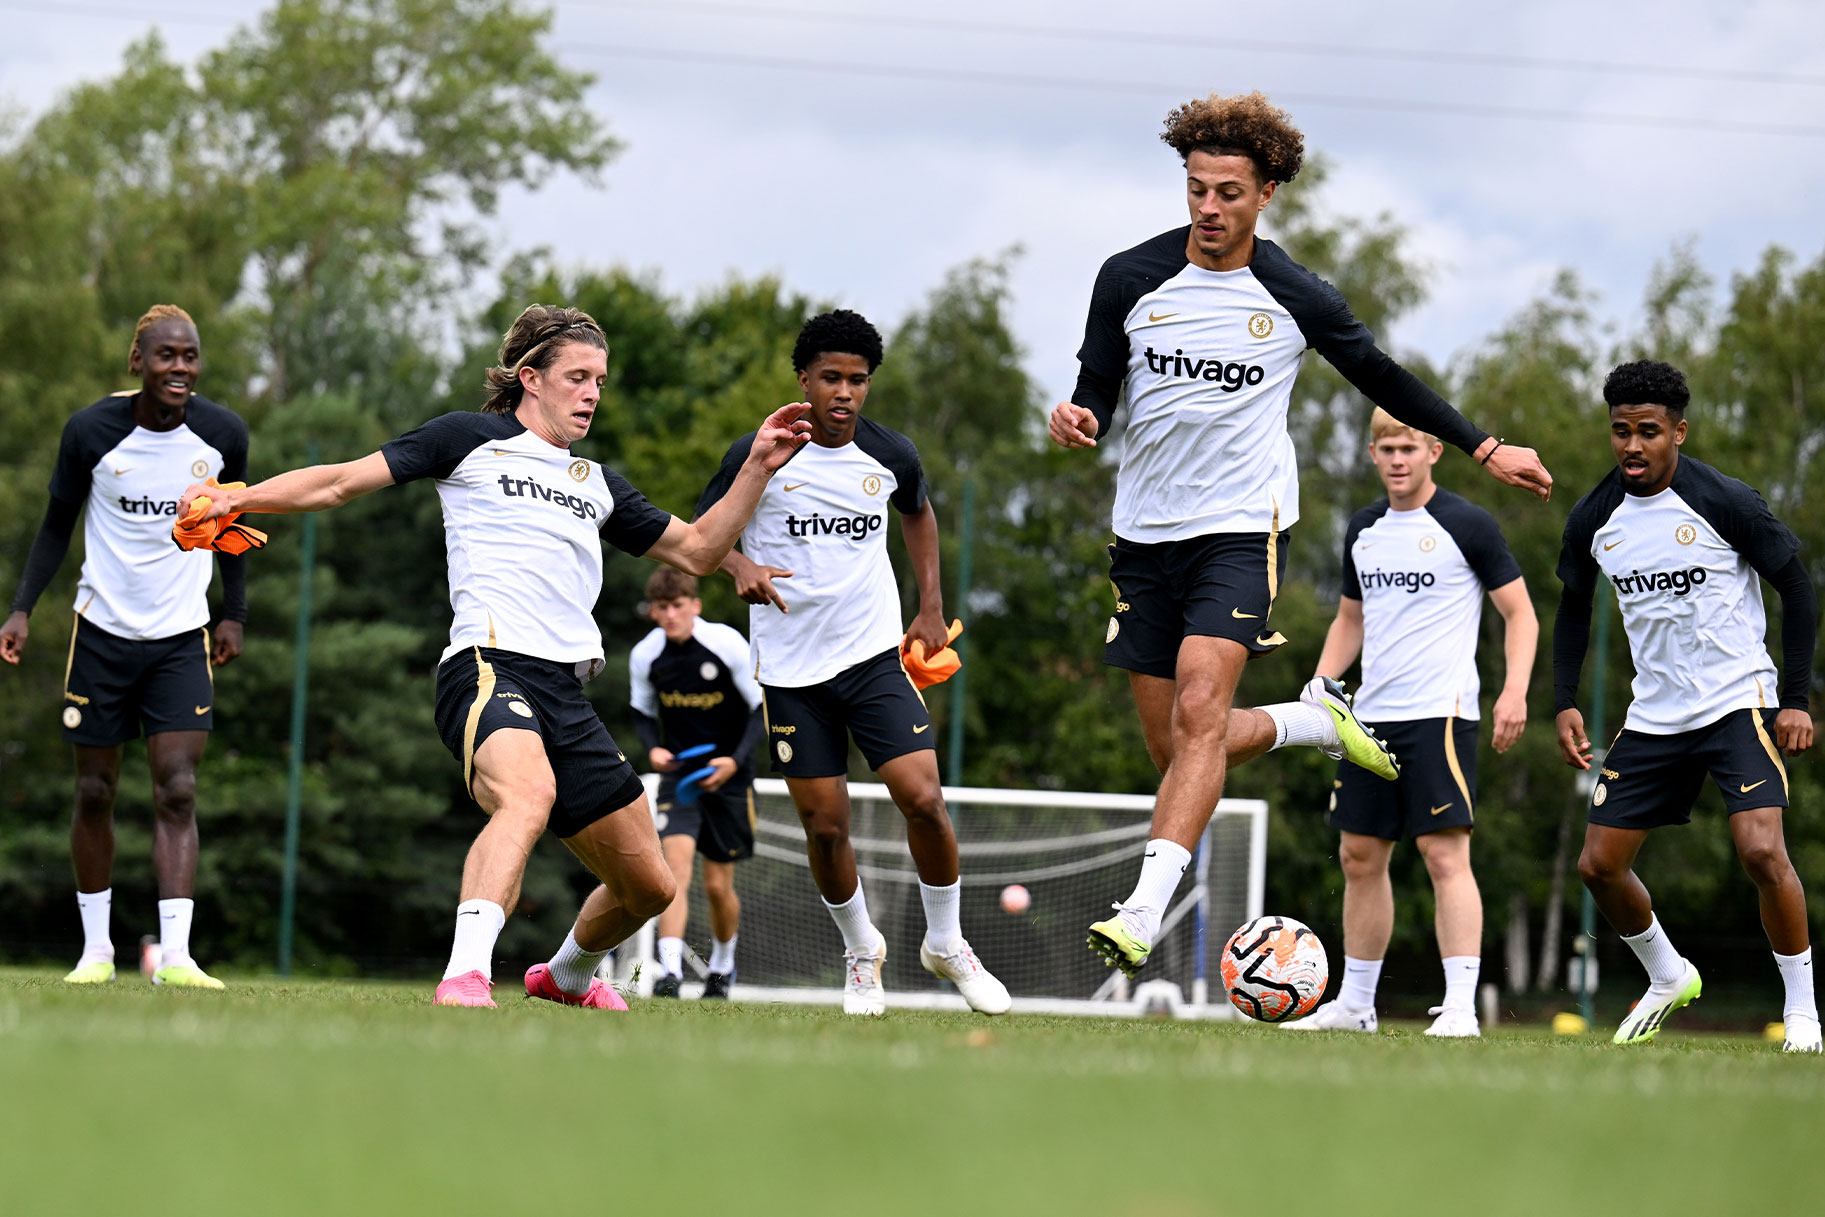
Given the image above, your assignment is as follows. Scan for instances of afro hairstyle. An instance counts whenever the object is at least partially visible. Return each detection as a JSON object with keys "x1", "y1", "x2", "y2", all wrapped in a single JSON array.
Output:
[{"x1": 793, "y1": 309, "x2": 884, "y2": 373}]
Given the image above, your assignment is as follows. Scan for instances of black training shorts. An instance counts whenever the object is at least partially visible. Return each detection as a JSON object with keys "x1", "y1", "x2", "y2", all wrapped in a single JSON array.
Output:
[
  {"x1": 655, "y1": 771, "x2": 757, "y2": 863},
  {"x1": 61, "y1": 617, "x2": 215, "y2": 746},
  {"x1": 762, "y1": 647, "x2": 933, "y2": 779},
  {"x1": 1105, "y1": 530, "x2": 1291, "y2": 678},
  {"x1": 1330, "y1": 716, "x2": 1478, "y2": 841},
  {"x1": 1589, "y1": 708, "x2": 1789, "y2": 831},
  {"x1": 433, "y1": 646, "x2": 644, "y2": 839}
]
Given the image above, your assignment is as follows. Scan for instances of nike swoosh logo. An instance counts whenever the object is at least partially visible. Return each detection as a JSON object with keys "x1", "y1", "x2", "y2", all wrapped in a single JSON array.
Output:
[
  {"x1": 458, "y1": 909, "x2": 481, "y2": 916},
  {"x1": 1145, "y1": 850, "x2": 1157, "y2": 858},
  {"x1": 1147, "y1": 311, "x2": 1177, "y2": 322},
  {"x1": 493, "y1": 449, "x2": 510, "y2": 456},
  {"x1": 113, "y1": 467, "x2": 133, "y2": 476},
  {"x1": 1603, "y1": 539, "x2": 1623, "y2": 551},
  {"x1": 783, "y1": 482, "x2": 808, "y2": 492},
  {"x1": 1430, "y1": 803, "x2": 1451, "y2": 816},
  {"x1": 194, "y1": 705, "x2": 210, "y2": 715},
  {"x1": 1231, "y1": 608, "x2": 1258, "y2": 619},
  {"x1": 1741, "y1": 780, "x2": 1768, "y2": 793},
  {"x1": 913, "y1": 724, "x2": 930, "y2": 734}
]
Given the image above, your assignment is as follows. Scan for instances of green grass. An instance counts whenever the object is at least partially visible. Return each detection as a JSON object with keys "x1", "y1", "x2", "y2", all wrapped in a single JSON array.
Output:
[{"x1": 1, "y1": 967, "x2": 1819, "y2": 1217}]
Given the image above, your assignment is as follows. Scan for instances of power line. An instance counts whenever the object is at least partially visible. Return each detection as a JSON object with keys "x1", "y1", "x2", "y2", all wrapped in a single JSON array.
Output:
[
  {"x1": 9, "y1": 1, "x2": 1825, "y2": 139},
  {"x1": 565, "y1": 42, "x2": 1825, "y2": 139},
  {"x1": 567, "y1": 0, "x2": 1825, "y2": 89}
]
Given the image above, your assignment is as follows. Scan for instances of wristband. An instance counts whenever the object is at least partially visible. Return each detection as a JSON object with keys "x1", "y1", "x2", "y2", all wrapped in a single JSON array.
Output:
[{"x1": 1480, "y1": 438, "x2": 1505, "y2": 465}]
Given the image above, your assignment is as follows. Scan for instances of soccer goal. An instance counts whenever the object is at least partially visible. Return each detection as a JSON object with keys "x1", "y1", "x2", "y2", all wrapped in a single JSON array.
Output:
[{"x1": 612, "y1": 777, "x2": 1267, "y2": 1019}]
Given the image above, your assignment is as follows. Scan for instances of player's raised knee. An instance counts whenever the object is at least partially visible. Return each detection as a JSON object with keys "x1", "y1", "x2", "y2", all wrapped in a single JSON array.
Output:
[{"x1": 1173, "y1": 682, "x2": 1231, "y2": 739}]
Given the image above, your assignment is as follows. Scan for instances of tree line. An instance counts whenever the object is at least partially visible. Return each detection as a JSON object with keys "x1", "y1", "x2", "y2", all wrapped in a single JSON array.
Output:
[{"x1": 3, "y1": 1, "x2": 1822, "y2": 1013}]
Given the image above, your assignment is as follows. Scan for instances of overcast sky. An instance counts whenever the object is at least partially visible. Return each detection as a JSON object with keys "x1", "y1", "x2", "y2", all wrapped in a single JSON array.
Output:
[{"x1": 8, "y1": 0, "x2": 1825, "y2": 406}]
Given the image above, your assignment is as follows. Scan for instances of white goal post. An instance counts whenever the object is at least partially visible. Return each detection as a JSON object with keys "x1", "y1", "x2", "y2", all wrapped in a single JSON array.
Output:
[{"x1": 608, "y1": 776, "x2": 1266, "y2": 1019}]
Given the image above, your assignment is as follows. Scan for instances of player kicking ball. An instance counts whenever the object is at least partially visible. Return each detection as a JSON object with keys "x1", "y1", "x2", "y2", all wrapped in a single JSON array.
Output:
[
  {"x1": 179, "y1": 305, "x2": 810, "y2": 1008},
  {"x1": 1555, "y1": 361, "x2": 1819, "y2": 1051},
  {"x1": 700, "y1": 310, "x2": 1010, "y2": 1017},
  {"x1": 630, "y1": 567, "x2": 766, "y2": 999},
  {"x1": 3, "y1": 305, "x2": 249, "y2": 989},
  {"x1": 1050, "y1": 91, "x2": 1553, "y2": 979},
  {"x1": 1285, "y1": 410, "x2": 1536, "y2": 1037}
]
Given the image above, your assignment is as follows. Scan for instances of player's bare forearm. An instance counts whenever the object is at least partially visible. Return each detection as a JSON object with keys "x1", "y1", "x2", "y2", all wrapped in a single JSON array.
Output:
[
  {"x1": 180, "y1": 452, "x2": 394, "y2": 520},
  {"x1": 1314, "y1": 600, "x2": 1363, "y2": 681},
  {"x1": 661, "y1": 460, "x2": 776, "y2": 576},
  {"x1": 900, "y1": 501, "x2": 948, "y2": 652},
  {"x1": 1491, "y1": 578, "x2": 1539, "y2": 701}
]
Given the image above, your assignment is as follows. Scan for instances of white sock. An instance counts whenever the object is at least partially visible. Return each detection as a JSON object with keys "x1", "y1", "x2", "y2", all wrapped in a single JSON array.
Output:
[
  {"x1": 1442, "y1": 955, "x2": 1480, "y2": 1012},
  {"x1": 1262, "y1": 701, "x2": 1336, "y2": 750},
  {"x1": 547, "y1": 929, "x2": 609, "y2": 996},
  {"x1": 1775, "y1": 948, "x2": 1818, "y2": 1021},
  {"x1": 442, "y1": 899, "x2": 505, "y2": 981},
  {"x1": 157, "y1": 898, "x2": 195, "y2": 967},
  {"x1": 76, "y1": 889, "x2": 113, "y2": 963},
  {"x1": 1121, "y1": 839, "x2": 1192, "y2": 942},
  {"x1": 823, "y1": 884, "x2": 882, "y2": 954},
  {"x1": 1341, "y1": 956, "x2": 1382, "y2": 1011},
  {"x1": 657, "y1": 936, "x2": 685, "y2": 978},
  {"x1": 1621, "y1": 915, "x2": 1684, "y2": 987},
  {"x1": 919, "y1": 879, "x2": 962, "y2": 950},
  {"x1": 709, "y1": 935, "x2": 738, "y2": 974}
]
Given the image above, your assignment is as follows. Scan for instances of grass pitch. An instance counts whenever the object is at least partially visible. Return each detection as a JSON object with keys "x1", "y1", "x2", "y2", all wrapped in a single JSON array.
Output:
[{"x1": 0, "y1": 967, "x2": 1818, "y2": 1216}]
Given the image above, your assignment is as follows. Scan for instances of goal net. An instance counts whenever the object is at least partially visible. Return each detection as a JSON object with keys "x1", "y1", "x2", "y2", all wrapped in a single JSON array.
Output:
[{"x1": 612, "y1": 777, "x2": 1266, "y2": 1019}]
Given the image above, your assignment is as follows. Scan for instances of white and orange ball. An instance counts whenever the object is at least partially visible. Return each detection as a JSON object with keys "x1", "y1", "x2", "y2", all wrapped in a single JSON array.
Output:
[
  {"x1": 1220, "y1": 915, "x2": 1328, "y2": 1022},
  {"x1": 999, "y1": 884, "x2": 1031, "y2": 915}
]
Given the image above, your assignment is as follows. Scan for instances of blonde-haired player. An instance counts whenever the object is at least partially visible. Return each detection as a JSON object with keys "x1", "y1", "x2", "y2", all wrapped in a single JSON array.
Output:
[{"x1": 1288, "y1": 409, "x2": 1537, "y2": 1036}]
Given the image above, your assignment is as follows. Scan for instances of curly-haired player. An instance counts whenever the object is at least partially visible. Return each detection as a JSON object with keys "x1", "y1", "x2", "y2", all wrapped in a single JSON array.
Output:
[
  {"x1": 1050, "y1": 93, "x2": 1555, "y2": 978},
  {"x1": 700, "y1": 309, "x2": 1010, "y2": 1017},
  {"x1": 1555, "y1": 360, "x2": 1819, "y2": 1050}
]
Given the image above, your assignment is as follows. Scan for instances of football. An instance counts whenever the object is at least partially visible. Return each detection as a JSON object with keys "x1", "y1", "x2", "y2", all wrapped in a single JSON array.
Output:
[{"x1": 1219, "y1": 915, "x2": 1328, "y2": 1023}]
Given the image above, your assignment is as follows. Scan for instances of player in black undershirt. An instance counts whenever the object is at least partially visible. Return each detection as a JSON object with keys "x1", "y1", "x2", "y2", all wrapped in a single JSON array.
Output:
[{"x1": 630, "y1": 567, "x2": 765, "y2": 999}]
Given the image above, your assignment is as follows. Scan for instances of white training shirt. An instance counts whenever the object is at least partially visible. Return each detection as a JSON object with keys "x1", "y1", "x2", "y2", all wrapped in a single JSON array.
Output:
[
  {"x1": 1341, "y1": 488, "x2": 1522, "y2": 722},
  {"x1": 382, "y1": 412, "x2": 673, "y2": 667},
  {"x1": 48, "y1": 393, "x2": 247, "y2": 639},
  {"x1": 1558, "y1": 457, "x2": 1795, "y2": 735},
  {"x1": 698, "y1": 417, "x2": 927, "y2": 688},
  {"x1": 1074, "y1": 230, "x2": 1488, "y2": 542}
]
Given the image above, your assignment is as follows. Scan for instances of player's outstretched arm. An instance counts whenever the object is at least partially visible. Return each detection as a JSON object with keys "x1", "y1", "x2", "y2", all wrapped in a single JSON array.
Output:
[
  {"x1": 178, "y1": 452, "x2": 397, "y2": 521},
  {"x1": 1313, "y1": 596, "x2": 1364, "y2": 681},
  {"x1": 1488, "y1": 578, "x2": 1539, "y2": 754},
  {"x1": 647, "y1": 403, "x2": 811, "y2": 577}
]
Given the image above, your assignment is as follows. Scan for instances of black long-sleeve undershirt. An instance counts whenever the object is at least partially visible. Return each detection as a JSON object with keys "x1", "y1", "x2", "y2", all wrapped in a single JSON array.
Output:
[
  {"x1": 9, "y1": 497, "x2": 80, "y2": 616},
  {"x1": 634, "y1": 706, "x2": 764, "y2": 769},
  {"x1": 9, "y1": 497, "x2": 247, "y2": 623},
  {"x1": 1073, "y1": 366, "x2": 1122, "y2": 439},
  {"x1": 1554, "y1": 554, "x2": 1817, "y2": 716}
]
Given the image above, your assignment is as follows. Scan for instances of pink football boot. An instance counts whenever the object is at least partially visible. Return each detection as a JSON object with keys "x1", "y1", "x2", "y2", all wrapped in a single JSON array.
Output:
[
  {"x1": 433, "y1": 969, "x2": 497, "y2": 1008},
  {"x1": 524, "y1": 963, "x2": 628, "y2": 1011}
]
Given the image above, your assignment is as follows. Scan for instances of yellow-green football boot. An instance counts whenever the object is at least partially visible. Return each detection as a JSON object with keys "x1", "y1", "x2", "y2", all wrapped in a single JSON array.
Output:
[
  {"x1": 1087, "y1": 908, "x2": 1151, "y2": 978},
  {"x1": 1303, "y1": 676, "x2": 1399, "y2": 781},
  {"x1": 62, "y1": 959, "x2": 116, "y2": 985},
  {"x1": 153, "y1": 962, "x2": 225, "y2": 990},
  {"x1": 1614, "y1": 961, "x2": 1702, "y2": 1045}
]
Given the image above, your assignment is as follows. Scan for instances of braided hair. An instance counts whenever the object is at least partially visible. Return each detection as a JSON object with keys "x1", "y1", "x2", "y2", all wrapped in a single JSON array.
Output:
[{"x1": 481, "y1": 305, "x2": 609, "y2": 414}]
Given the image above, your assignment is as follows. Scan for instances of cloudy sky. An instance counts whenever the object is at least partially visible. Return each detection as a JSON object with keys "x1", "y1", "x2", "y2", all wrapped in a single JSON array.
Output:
[{"x1": 8, "y1": 0, "x2": 1825, "y2": 405}]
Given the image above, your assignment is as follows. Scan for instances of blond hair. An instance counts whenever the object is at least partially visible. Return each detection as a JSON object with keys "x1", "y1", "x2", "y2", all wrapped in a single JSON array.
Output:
[
  {"x1": 129, "y1": 304, "x2": 196, "y2": 368},
  {"x1": 481, "y1": 304, "x2": 608, "y2": 414},
  {"x1": 1369, "y1": 408, "x2": 1436, "y2": 447}
]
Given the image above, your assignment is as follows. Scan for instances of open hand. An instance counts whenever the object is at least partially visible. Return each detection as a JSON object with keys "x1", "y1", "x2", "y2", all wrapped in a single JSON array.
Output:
[{"x1": 750, "y1": 402, "x2": 814, "y2": 471}]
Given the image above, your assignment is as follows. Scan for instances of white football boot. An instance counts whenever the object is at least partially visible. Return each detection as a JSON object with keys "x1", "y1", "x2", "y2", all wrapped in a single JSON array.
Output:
[
  {"x1": 1283, "y1": 999, "x2": 1378, "y2": 1032},
  {"x1": 1424, "y1": 1006, "x2": 1481, "y2": 1038},
  {"x1": 920, "y1": 938, "x2": 1012, "y2": 1015},
  {"x1": 1783, "y1": 1013, "x2": 1822, "y2": 1053},
  {"x1": 842, "y1": 936, "x2": 887, "y2": 1017},
  {"x1": 1614, "y1": 959, "x2": 1702, "y2": 1045}
]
